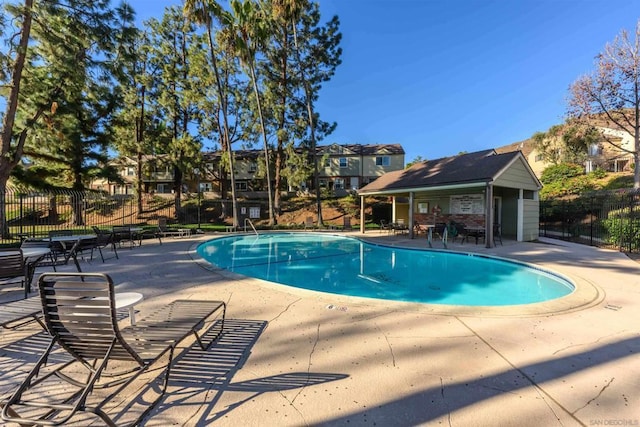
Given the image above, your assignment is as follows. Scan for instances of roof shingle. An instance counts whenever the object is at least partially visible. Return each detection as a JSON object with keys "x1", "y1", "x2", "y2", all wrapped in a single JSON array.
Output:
[{"x1": 359, "y1": 149, "x2": 524, "y2": 194}]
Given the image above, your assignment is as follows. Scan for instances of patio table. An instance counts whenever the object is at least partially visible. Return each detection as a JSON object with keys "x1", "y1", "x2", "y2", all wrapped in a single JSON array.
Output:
[
  {"x1": 465, "y1": 226, "x2": 486, "y2": 244},
  {"x1": 21, "y1": 247, "x2": 52, "y2": 296},
  {"x1": 84, "y1": 291, "x2": 144, "y2": 325}
]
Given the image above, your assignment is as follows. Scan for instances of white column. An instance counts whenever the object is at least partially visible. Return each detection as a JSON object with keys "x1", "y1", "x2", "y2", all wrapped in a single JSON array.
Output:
[
  {"x1": 517, "y1": 188, "x2": 524, "y2": 241},
  {"x1": 392, "y1": 196, "x2": 397, "y2": 222},
  {"x1": 360, "y1": 195, "x2": 366, "y2": 234}
]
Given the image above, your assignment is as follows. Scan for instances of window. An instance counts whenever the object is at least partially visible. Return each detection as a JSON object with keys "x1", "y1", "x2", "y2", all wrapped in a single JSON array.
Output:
[
  {"x1": 126, "y1": 167, "x2": 135, "y2": 176},
  {"x1": 334, "y1": 178, "x2": 345, "y2": 190},
  {"x1": 319, "y1": 179, "x2": 327, "y2": 188},
  {"x1": 588, "y1": 144, "x2": 602, "y2": 156},
  {"x1": 339, "y1": 157, "x2": 348, "y2": 168},
  {"x1": 329, "y1": 144, "x2": 343, "y2": 154},
  {"x1": 324, "y1": 158, "x2": 330, "y2": 167},
  {"x1": 248, "y1": 162, "x2": 257, "y2": 173},
  {"x1": 535, "y1": 154, "x2": 544, "y2": 162},
  {"x1": 375, "y1": 156, "x2": 390, "y2": 166},
  {"x1": 235, "y1": 181, "x2": 248, "y2": 191},
  {"x1": 249, "y1": 207, "x2": 260, "y2": 218}
]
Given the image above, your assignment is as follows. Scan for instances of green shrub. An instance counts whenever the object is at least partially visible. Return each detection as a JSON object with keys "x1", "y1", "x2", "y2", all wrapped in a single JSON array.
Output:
[
  {"x1": 602, "y1": 216, "x2": 640, "y2": 247},
  {"x1": 589, "y1": 168, "x2": 607, "y2": 179},
  {"x1": 540, "y1": 163, "x2": 584, "y2": 184}
]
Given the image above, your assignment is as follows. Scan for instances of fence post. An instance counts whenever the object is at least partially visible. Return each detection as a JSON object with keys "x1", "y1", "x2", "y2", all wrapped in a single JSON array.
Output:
[
  {"x1": 589, "y1": 196, "x2": 593, "y2": 246},
  {"x1": 19, "y1": 194, "x2": 23, "y2": 237}
]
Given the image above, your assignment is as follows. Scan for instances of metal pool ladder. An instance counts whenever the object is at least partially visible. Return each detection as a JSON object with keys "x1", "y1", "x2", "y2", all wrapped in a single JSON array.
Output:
[{"x1": 244, "y1": 218, "x2": 258, "y2": 236}]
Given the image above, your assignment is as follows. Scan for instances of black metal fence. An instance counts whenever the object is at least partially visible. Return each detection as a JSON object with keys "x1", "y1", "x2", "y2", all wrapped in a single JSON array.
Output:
[
  {"x1": 0, "y1": 187, "x2": 268, "y2": 245},
  {"x1": 540, "y1": 190, "x2": 640, "y2": 253}
]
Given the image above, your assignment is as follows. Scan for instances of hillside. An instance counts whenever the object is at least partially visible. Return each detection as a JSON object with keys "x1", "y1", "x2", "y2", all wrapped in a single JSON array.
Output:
[{"x1": 275, "y1": 196, "x2": 390, "y2": 227}]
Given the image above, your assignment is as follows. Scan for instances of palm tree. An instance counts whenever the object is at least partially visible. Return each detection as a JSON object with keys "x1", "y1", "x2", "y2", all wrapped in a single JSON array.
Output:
[
  {"x1": 183, "y1": 0, "x2": 240, "y2": 228},
  {"x1": 222, "y1": 0, "x2": 276, "y2": 226}
]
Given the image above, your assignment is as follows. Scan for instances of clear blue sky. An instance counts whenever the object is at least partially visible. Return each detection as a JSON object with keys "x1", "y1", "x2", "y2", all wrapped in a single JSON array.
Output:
[{"x1": 134, "y1": 0, "x2": 640, "y2": 163}]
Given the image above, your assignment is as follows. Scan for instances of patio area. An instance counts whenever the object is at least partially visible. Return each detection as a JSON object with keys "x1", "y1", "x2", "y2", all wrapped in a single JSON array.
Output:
[{"x1": 1, "y1": 231, "x2": 638, "y2": 426}]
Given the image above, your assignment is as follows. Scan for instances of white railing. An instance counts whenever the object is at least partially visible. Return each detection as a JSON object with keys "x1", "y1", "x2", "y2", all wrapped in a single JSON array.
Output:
[
  {"x1": 427, "y1": 225, "x2": 447, "y2": 249},
  {"x1": 244, "y1": 218, "x2": 258, "y2": 236}
]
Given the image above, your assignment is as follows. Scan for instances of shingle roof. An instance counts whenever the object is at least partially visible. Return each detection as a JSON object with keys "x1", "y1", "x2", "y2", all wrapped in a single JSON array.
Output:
[
  {"x1": 358, "y1": 149, "x2": 525, "y2": 194},
  {"x1": 316, "y1": 143, "x2": 405, "y2": 155},
  {"x1": 495, "y1": 138, "x2": 534, "y2": 158}
]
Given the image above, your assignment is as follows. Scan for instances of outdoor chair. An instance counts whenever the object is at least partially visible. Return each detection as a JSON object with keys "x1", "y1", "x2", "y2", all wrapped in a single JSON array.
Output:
[
  {"x1": 47, "y1": 238, "x2": 83, "y2": 273},
  {"x1": 135, "y1": 227, "x2": 163, "y2": 245},
  {"x1": 157, "y1": 217, "x2": 184, "y2": 239},
  {"x1": 0, "y1": 297, "x2": 44, "y2": 330},
  {"x1": 451, "y1": 222, "x2": 469, "y2": 244},
  {"x1": 91, "y1": 226, "x2": 119, "y2": 262},
  {"x1": 303, "y1": 216, "x2": 314, "y2": 230},
  {"x1": 1, "y1": 272, "x2": 226, "y2": 427},
  {"x1": 23, "y1": 234, "x2": 82, "y2": 274},
  {"x1": 0, "y1": 248, "x2": 26, "y2": 296},
  {"x1": 391, "y1": 219, "x2": 408, "y2": 235},
  {"x1": 21, "y1": 239, "x2": 56, "y2": 265},
  {"x1": 112, "y1": 225, "x2": 137, "y2": 248}
]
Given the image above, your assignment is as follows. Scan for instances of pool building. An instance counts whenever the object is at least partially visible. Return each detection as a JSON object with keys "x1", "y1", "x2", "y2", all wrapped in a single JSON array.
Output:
[{"x1": 357, "y1": 149, "x2": 542, "y2": 246}]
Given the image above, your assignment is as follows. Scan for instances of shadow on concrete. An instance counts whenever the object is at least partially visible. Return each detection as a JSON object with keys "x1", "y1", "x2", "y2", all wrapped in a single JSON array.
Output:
[
  {"x1": 317, "y1": 336, "x2": 640, "y2": 426},
  {"x1": 133, "y1": 319, "x2": 348, "y2": 425}
]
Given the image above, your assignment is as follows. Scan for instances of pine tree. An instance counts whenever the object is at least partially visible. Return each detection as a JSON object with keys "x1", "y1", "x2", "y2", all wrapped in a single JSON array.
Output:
[
  {"x1": 146, "y1": 7, "x2": 203, "y2": 218},
  {"x1": 1, "y1": 0, "x2": 137, "y2": 230}
]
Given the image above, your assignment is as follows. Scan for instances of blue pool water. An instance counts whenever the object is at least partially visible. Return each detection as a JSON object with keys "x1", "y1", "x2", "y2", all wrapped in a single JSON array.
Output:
[{"x1": 197, "y1": 233, "x2": 574, "y2": 306}]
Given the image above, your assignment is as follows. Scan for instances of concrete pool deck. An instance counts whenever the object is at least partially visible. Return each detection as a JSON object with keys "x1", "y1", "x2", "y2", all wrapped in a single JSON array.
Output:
[{"x1": 0, "y1": 231, "x2": 638, "y2": 426}]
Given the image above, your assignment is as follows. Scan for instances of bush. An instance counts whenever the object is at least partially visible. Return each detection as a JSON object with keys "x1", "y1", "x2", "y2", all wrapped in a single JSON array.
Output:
[
  {"x1": 602, "y1": 216, "x2": 640, "y2": 247},
  {"x1": 590, "y1": 168, "x2": 607, "y2": 179},
  {"x1": 540, "y1": 163, "x2": 584, "y2": 184}
]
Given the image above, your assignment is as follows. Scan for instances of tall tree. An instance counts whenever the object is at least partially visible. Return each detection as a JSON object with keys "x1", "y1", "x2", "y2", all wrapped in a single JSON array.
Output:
[
  {"x1": 532, "y1": 123, "x2": 600, "y2": 166},
  {"x1": 146, "y1": 7, "x2": 203, "y2": 217},
  {"x1": 567, "y1": 19, "x2": 640, "y2": 188},
  {"x1": 183, "y1": 0, "x2": 242, "y2": 228},
  {"x1": 221, "y1": 0, "x2": 276, "y2": 225},
  {"x1": 1, "y1": 0, "x2": 35, "y2": 237},
  {"x1": 270, "y1": 0, "x2": 341, "y2": 225},
  {"x1": 110, "y1": 6, "x2": 156, "y2": 212},
  {"x1": 1, "y1": 0, "x2": 136, "y2": 230}
]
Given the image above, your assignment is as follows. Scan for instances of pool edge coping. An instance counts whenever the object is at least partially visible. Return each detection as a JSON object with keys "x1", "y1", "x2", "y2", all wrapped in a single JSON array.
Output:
[{"x1": 188, "y1": 233, "x2": 605, "y2": 318}]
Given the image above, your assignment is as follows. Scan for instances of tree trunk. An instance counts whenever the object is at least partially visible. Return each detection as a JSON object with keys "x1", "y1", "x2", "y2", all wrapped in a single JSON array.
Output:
[
  {"x1": 0, "y1": 0, "x2": 34, "y2": 237},
  {"x1": 136, "y1": 84, "x2": 146, "y2": 213},
  {"x1": 291, "y1": 24, "x2": 323, "y2": 226},
  {"x1": 204, "y1": 22, "x2": 239, "y2": 227},
  {"x1": 248, "y1": 63, "x2": 275, "y2": 226}
]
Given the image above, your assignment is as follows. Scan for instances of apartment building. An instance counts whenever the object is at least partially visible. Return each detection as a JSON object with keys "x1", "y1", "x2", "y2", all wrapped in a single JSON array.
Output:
[
  {"x1": 316, "y1": 143, "x2": 405, "y2": 195},
  {"x1": 496, "y1": 126, "x2": 634, "y2": 179},
  {"x1": 92, "y1": 143, "x2": 405, "y2": 198}
]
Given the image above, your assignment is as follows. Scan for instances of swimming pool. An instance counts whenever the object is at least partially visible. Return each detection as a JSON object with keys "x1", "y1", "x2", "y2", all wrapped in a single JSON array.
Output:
[{"x1": 196, "y1": 233, "x2": 574, "y2": 306}]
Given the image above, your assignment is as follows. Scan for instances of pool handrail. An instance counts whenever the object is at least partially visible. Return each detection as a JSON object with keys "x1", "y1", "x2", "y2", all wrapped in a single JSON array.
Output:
[{"x1": 244, "y1": 218, "x2": 258, "y2": 236}]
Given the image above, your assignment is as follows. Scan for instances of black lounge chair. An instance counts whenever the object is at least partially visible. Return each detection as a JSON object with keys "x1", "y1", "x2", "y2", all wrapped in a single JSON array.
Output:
[
  {"x1": 21, "y1": 237, "x2": 83, "y2": 273},
  {"x1": 0, "y1": 248, "x2": 26, "y2": 296},
  {"x1": 90, "y1": 226, "x2": 119, "y2": 262},
  {"x1": 1, "y1": 272, "x2": 226, "y2": 426},
  {"x1": 0, "y1": 297, "x2": 44, "y2": 330},
  {"x1": 156, "y1": 217, "x2": 186, "y2": 240}
]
